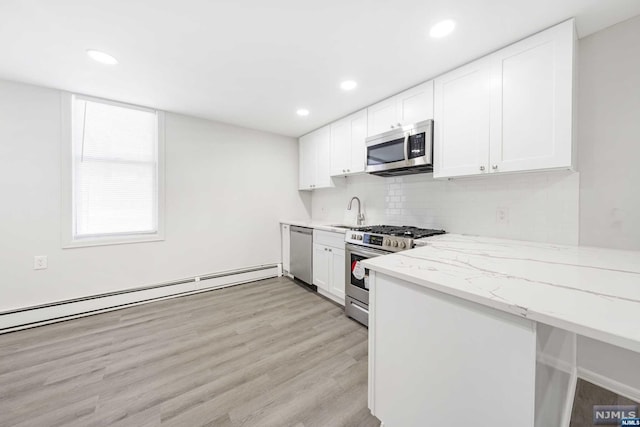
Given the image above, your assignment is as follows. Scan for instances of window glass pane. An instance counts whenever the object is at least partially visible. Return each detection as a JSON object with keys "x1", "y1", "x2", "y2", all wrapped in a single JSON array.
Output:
[
  {"x1": 72, "y1": 97, "x2": 157, "y2": 238},
  {"x1": 74, "y1": 100, "x2": 156, "y2": 162}
]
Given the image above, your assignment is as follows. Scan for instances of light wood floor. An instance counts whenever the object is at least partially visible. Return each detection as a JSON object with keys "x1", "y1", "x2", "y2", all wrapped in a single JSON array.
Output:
[{"x1": 0, "y1": 277, "x2": 380, "y2": 427}]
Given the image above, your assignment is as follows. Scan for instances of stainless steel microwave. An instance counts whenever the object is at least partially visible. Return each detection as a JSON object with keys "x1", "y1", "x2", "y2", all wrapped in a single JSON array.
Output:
[{"x1": 365, "y1": 119, "x2": 434, "y2": 177}]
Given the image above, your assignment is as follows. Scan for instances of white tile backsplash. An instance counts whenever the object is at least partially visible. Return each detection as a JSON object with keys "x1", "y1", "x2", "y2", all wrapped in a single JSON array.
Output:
[{"x1": 312, "y1": 171, "x2": 580, "y2": 245}]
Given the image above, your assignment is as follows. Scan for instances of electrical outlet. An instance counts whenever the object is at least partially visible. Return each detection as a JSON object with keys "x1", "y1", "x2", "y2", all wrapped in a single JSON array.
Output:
[
  {"x1": 496, "y1": 207, "x2": 509, "y2": 225},
  {"x1": 34, "y1": 255, "x2": 48, "y2": 270}
]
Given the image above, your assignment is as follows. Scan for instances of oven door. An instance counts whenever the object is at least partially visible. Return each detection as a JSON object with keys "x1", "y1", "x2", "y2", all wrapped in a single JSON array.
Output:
[{"x1": 345, "y1": 244, "x2": 389, "y2": 305}]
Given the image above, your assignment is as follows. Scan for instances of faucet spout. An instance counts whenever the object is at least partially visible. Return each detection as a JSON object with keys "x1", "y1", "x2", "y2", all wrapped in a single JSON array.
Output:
[{"x1": 347, "y1": 196, "x2": 365, "y2": 226}]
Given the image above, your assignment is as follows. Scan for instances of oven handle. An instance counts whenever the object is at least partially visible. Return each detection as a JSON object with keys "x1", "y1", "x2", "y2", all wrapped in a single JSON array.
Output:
[
  {"x1": 346, "y1": 244, "x2": 390, "y2": 258},
  {"x1": 350, "y1": 301, "x2": 369, "y2": 314}
]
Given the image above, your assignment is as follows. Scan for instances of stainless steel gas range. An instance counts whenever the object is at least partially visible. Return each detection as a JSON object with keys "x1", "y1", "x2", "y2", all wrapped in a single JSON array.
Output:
[{"x1": 344, "y1": 225, "x2": 445, "y2": 327}]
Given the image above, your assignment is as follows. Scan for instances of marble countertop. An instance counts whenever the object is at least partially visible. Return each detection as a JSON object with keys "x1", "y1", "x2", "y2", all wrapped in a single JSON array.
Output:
[
  {"x1": 280, "y1": 220, "x2": 352, "y2": 234},
  {"x1": 362, "y1": 234, "x2": 640, "y2": 353}
]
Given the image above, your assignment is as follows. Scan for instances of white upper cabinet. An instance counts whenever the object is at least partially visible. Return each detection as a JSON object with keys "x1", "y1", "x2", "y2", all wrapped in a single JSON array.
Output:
[
  {"x1": 367, "y1": 80, "x2": 434, "y2": 136},
  {"x1": 397, "y1": 81, "x2": 435, "y2": 126},
  {"x1": 330, "y1": 109, "x2": 367, "y2": 176},
  {"x1": 298, "y1": 133, "x2": 315, "y2": 189},
  {"x1": 367, "y1": 97, "x2": 398, "y2": 136},
  {"x1": 315, "y1": 125, "x2": 332, "y2": 188},
  {"x1": 434, "y1": 59, "x2": 493, "y2": 178},
  {"x1": 329, "y1": 118, "x2": 349, "y2": 176},
  {"x1": 298, "y1": 125, "x2": 333, "y2": 190},
  {"x1": 489, "y1": 20, "x2": 574, "y2": 174},
  {"x1": 434, "y1": 19, "x2": 575, "y2": 179}
]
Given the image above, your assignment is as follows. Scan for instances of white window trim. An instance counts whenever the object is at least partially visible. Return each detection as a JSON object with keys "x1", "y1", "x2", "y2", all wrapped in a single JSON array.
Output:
[{"x1": 61, "y1": 92, "x2": 166, "y2": 249}]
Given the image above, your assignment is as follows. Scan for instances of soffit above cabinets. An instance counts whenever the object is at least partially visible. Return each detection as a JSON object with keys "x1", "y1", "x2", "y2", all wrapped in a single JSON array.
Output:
[{"x1": 1, "y1": 0, "x2": 639, "y2": 137}]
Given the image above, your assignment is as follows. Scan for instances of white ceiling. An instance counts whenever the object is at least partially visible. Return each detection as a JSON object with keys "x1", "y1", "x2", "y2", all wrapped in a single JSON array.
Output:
[{"x1": 1, "y1": 0, "x2": 639, "y2": 137}]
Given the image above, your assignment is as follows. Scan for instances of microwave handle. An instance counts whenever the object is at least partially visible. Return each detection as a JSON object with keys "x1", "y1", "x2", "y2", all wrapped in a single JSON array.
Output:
[{"x1": 403, "y1": 132, "x2": 410, "y2": 162}]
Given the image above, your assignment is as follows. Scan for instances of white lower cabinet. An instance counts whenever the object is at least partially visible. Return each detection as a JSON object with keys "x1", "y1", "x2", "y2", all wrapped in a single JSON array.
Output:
[
  {"x1": 281, "y1": 223, "x2": 290, "y2": 276},
  {"x1": 313, "y1": 243, "x2": 331, "y2": 291},
  {"x1": 328, "y1": 247, "x2": 345, "y2": 300},
  {"x1": 312, "y1": 230, "x2": 346, "y2": 305}
]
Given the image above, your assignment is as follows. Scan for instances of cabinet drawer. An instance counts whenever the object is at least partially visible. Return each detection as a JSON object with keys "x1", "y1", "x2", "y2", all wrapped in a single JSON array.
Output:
[{"x1": 313, "y1": 229, "x2": 346, "y2": 249}]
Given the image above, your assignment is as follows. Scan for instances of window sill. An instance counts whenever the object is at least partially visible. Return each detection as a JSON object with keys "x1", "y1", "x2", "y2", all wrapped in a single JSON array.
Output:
[{"x1": 63, "y1": 234, "x2": 164, "y2": 249}]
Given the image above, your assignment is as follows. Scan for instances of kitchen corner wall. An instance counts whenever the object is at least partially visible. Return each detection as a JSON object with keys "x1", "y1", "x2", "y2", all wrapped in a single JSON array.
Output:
[
  {"x1": 0, "y1": 79, "x2": 311, "y2": 311},
  {"x1": 578, "y1": 14, "x2": 640, "y2": 251},
  {"x1": 312, "y1": 171, "x2": 580, "y2": 245}
]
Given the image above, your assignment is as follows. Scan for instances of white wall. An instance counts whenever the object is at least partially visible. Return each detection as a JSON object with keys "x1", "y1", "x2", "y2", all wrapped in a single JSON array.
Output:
[
  {"x1": 312, "y1": 171, "x2": 580, "y2": 245},
  {"x1": 0, "y1": 79, "x2": 311, "y2": 312},
  {"x1": 578, "y1": 336, "x2": 640, "y2": 401},
  {"x1": 578, "y1": 14, "x2": 640, "y2": 250}
]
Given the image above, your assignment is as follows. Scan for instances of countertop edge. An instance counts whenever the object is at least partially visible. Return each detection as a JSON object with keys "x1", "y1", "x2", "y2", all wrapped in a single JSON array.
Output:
[
  {"x1": 363, "y1": 257, "x2": 640, "y2": 355},
  {"x1": 280, "y1": 220, "x2": 352, "y2": 234}
]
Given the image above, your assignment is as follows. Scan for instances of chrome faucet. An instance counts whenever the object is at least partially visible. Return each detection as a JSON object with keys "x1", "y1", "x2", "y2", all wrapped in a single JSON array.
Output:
[{"x1": 347, "y1": 196, "x2": 365, "y2": 226}]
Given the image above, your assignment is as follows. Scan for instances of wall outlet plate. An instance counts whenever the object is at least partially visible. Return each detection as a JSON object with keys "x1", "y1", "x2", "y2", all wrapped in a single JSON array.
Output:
[
  {"x1": 34, "y1": 255, "x2": 48, "y2": 270},
  {"x1": 496, "y1": 207, "x2": 509, "y2": 225}
]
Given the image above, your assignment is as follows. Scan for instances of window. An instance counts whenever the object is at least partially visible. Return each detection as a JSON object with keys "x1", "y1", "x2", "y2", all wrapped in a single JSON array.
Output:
[{"x1": 63, "y1": 94, "x2": 164, "y2": 247}]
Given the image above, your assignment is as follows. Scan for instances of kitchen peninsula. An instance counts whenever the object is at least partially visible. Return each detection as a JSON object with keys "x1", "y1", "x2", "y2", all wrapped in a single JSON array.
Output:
[{"x1": 363, "y1": 234, "x2": 640, "y2": 426}]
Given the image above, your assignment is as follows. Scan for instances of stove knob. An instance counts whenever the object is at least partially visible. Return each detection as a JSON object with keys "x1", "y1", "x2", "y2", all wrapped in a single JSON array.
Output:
[
  {"x1": 392, "y1": 241, "x2": 398, "y2": 247},
  {"x1": 384, "y1": 239, "x2": 390, "y2": 246},
  {"x1": 399, "y1": 241, "x2": 406, "y2": 249},
  {"x1": 357, "y1": 235, "x2": 363, "y2": 240},
  {"x1": 351, "y1": 234, "x2": 356, "y2": 239}
]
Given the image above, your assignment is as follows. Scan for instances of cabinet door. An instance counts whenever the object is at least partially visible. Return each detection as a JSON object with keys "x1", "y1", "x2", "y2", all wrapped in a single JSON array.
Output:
[
  {"x1": 330, "y1": 118, "x2": 350, "y2": 176},
  {"x1": 328, "y1": 247, "x2": 346, "y2": 301},
  {"x1": 490, "y1": 20, "x2": 574, "y2": 173},
  {"x1": 371, "y1": 273, "x2": 536, "y2": 426},
  {"x1": 367, "y1": 97, "x2": 398, "y2": 136},
  {"x1": 281, "y1": 224, "x2": 290, "y2": 275},
  {"x1": 314, "y1": 125, "x2": 333, "y2": 188},
  {"x1": 298, "y1": 133, "x2": 315, "y2": 190},
  {"x1": 348, "y1": 109, "x2": 368, "y2": 174},
  {"x1": 313, "y1": 243, "x2": 330, "y2": 292},
  {"x1": 433, "y1": 59, "x2": 492, "y2": 178},
  {"x1": 397, "y1": 80, "x2": 434, "y2": 126}
]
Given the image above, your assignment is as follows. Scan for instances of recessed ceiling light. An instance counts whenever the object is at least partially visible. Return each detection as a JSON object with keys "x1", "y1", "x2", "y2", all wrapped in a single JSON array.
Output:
[
  {"x1": 429, "y1": 19, "x2": 456, "y2": 38},
  {"x1": 86, "y1": 49, "x2": 118, "y2": 65},
  {"x1": 340, "y1": 80, "x2": 358, "y2": 91},
  {"x1": 296, "y1": 108, "x2": 310, "y2": 117}
]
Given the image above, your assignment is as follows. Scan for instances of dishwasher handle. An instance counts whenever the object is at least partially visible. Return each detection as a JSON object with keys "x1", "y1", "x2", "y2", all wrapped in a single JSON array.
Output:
[{"x1": 290, "y1": 226, "x2": 313, "y2": 235}]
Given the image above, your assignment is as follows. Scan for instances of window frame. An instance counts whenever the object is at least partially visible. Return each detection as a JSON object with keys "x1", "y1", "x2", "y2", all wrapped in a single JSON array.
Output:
[{"x1": 61, "y1": 93, "x2": 166, "y2": 248}]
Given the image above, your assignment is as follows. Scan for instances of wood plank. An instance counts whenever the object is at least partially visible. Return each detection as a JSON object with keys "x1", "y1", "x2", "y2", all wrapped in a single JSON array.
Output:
[{"x1": 0, "y1": 278, "x2": 379, "y2": 427}]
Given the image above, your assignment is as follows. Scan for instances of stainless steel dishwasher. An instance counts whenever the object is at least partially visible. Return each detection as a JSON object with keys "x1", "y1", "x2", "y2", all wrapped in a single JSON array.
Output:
[{"x1": 289, "y1": 226, "x2": 313, "y2": 287}]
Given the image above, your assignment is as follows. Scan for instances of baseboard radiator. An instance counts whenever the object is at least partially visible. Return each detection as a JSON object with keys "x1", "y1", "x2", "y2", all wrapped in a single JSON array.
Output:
[{"x1": 0, "y1": 264, "x2": 281, "y2": 333}]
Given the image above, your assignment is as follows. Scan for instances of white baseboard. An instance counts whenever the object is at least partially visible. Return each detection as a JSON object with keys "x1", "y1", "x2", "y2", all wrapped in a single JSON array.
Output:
[
  {"x1": 317, "y1": 288, "x2": 345, "y2": 306},
  {"x1": 536, "y1": 352, "x2": 576, "y2": 374},
  {"x1": 0, "y1": 264, "x2": 279, "y2": 333},
  {"x1": 578, "y1": 367, "x2": 640, "y2": 403}
]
